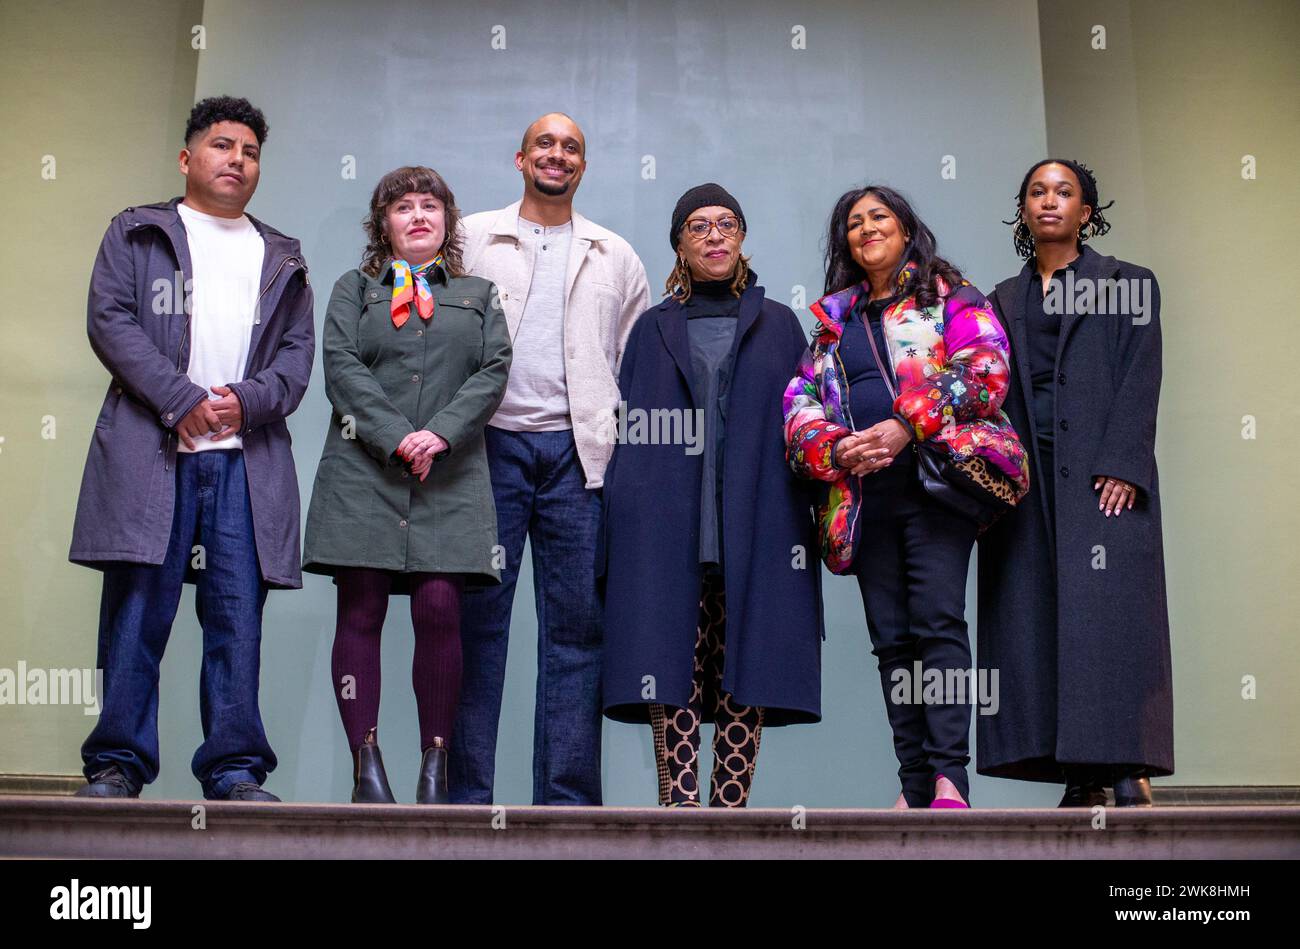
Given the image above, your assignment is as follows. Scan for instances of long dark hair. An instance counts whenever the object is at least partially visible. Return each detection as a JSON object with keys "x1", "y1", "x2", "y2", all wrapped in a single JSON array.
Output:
[
  {"x1": 361, "y1": 165, "x2": 466, "y2": 278},
  {"x1": 823, "y1": 184, "x2": 962, "y2": 310},
  {"x1": 1004, "y1": 158, "x2": 1114, "y2": 260}
]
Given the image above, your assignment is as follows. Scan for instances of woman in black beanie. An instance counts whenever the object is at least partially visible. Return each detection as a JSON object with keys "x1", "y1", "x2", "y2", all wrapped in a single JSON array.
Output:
[{"x1": 598, "y1": 184, "x2": 824, "y2": 807}]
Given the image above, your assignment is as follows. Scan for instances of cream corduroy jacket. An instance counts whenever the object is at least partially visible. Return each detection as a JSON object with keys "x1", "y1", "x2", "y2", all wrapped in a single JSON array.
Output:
[{"x1": 460, "y1": 200, "x2": 651, "y2": 488}]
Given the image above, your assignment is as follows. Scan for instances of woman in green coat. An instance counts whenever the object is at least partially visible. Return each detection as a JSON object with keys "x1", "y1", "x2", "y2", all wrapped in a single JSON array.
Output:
[{"x1": 303, "y1": 166, "x2": 511, "y2": 805}]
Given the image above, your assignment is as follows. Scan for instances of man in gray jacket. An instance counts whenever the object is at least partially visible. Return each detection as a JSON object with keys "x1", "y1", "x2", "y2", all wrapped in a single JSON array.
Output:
[
  {"x1": 453, "y1": 113, "x2": 650, "y2": 804},
  {"x1": 69, "y1": 96, "x2": 314, "y2": 801}
]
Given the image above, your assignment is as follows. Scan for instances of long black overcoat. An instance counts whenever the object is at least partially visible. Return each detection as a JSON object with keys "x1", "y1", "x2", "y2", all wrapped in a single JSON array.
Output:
[
  {"x1": 597, "y1": 283, "x2": 823, "y2": 726},
  {"x1": 977, "y1": 244, "x2": 1174, "y2": 782}
]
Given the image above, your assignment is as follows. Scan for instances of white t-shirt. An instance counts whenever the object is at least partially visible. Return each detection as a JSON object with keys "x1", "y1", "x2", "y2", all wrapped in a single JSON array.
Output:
[{"x1": 176, "y1": 201, "x2": 265, "y2": 452}]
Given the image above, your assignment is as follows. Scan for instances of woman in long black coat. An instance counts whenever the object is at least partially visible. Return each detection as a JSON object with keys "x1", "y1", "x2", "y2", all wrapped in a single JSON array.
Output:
[
  {"x1": 978, "y1": 159, "x2": 1174, "y2": 806},
  {"x1": 598, "y1": 184, "x2": 823, "y2": 808}
]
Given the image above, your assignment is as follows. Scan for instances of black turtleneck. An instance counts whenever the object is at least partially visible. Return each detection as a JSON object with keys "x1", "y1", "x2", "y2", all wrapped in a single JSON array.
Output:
[{"x1": 683, "y1": 276, "x2": 742, "y2": 572}]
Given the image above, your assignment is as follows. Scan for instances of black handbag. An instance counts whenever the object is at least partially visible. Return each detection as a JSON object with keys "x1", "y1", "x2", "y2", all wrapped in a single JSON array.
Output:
[{"x1": 859, "y1": 304, "x2": 1017, "y2": 528}]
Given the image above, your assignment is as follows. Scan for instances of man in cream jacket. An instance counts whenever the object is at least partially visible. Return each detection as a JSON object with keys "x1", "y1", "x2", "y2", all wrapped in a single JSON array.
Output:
[{"x1": 452, "y1": 112, "x2": 650, "y2": 805}]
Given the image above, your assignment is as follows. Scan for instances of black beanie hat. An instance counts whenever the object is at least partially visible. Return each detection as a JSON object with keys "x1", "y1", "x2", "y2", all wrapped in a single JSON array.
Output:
[{"x1": 670, "y1": 183, "x2": 746, "y2": 249}]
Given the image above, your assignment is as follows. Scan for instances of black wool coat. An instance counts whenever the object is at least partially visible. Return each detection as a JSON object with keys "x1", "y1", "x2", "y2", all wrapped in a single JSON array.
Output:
[
  {"x1": 597, "y1": 283, "x2": 824, "y2": 726},
  {"x1": 977, "y1": 244, "x2": 1174, "y2": 782}
]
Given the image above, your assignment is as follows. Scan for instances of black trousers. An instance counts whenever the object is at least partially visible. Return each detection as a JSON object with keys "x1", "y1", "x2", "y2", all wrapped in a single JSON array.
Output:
[{"x1": 852, "y1": 471, "x2": 979, "y2": 806}]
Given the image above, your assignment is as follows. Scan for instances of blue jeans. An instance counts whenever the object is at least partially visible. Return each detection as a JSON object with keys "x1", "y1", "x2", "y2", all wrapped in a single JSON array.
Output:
[
  {"x1": 80, "y1": 450, "x2": 276, "y2": 799},
  {"x1": 450, "y1": 426, "x2": 603, "y2": 804}
]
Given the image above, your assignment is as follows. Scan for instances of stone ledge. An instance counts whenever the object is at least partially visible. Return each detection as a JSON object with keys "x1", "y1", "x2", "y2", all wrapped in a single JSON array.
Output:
[{"x1": 2, "y1": 797, "x2": 1298, "y2": 859}]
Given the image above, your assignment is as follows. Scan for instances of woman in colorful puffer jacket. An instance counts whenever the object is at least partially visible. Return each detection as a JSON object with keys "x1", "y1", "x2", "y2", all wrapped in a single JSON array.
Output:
[{"x1": 783, "y1": 184, "x2": 1028, "y2": 809}]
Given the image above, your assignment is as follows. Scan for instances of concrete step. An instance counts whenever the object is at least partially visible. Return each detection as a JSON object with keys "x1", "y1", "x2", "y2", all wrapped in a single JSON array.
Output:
[{"x1": 2, "y1": 797, "x2": 1298, "y2": 859}]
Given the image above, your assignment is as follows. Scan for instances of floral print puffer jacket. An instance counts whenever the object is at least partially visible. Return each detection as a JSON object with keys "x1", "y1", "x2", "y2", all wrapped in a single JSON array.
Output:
[{"x1": 783, "y1": 262, "x2": 1030, "y2": 573}]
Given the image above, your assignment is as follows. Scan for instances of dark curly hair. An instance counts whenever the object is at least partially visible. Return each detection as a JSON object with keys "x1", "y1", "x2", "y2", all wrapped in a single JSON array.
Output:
[
  {"x1": 1005, "y1": 158, "x2": 1114, "y2": 259},
  {"x1": 360, "y1": 166, "x2": 466, "y2": 279},
  {"x1": 184, "y1": 96, "x2": 269, "y2": 147},
  {"x1": 823, "y1": 184, "x2": 963, "y2": 310}
]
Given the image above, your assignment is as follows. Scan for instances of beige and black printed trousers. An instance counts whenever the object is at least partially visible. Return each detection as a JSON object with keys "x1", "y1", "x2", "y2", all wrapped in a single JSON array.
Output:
[{"x1": 649, "y1": 573, "x2": 764, "y2": 807}]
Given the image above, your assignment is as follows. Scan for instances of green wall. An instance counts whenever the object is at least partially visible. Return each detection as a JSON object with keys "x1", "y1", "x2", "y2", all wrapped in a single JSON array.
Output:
[
  {"x1": 0, "y1": 0, "x2": 1295, "y2": 804},
  {"x1": 1037, "y1": 0, "x2": 1300, "y2": 782},
  {"x1": 0, "y1": 0, "x2": 204, "y2": 775}
]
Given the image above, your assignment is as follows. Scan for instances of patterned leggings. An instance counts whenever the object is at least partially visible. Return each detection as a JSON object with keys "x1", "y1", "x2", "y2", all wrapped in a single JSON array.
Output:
[{"x1": 649, "y1": 573, "x2": 765, "y2": 807}]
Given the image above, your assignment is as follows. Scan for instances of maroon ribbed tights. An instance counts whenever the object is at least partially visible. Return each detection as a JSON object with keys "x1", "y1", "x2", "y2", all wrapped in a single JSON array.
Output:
[{"x1": 331, "y1": 567, "x2": 463, "y2": 752}]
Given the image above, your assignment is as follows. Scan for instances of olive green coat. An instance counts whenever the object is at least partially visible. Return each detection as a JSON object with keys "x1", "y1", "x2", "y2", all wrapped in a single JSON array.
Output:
[{"x1": 303, "y1": 263, "x2": 511, "y2": 588}]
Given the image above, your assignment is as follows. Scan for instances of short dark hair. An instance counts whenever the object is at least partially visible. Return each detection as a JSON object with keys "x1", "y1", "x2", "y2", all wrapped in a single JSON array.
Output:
[{"x1": 184, "y1": 96, "x2": 269, "y2": 148}]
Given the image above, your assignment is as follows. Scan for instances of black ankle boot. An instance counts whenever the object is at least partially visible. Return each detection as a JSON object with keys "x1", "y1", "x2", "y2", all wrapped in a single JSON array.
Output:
[
  {"x1": 416, "y1": 737, "x2": 450, "y2": 805},
  {"x1": 352, "y1": 728, "x2": 397, "y2": 804},
  {"x1": 1112, "y1": 768, "x2": 1152, "y2": 807},
  {"x1": 1058, "y1": 765, "x2": 1107, "y2": 808}
]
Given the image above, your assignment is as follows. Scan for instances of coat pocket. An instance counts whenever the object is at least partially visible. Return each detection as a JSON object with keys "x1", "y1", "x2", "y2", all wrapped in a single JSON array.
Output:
[
  {"x1": 94, "y1": 382, "x2": 124, "y2": 430},
  {"x1": 591, "y1": 282, "x2": 624, "y2": 356}
]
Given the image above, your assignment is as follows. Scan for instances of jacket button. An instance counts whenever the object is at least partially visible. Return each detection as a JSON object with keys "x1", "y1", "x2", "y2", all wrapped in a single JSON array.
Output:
[
  {"x1": 114, "y1": 385, "x2": 123, "y2": 394},
  {"x1": 463, "y1": 299, "x2": 471, "y2": 305},
  {"x1": 401, "y1": 469, "x2": 409, "y2": 479},
  {"x1": 1060, "y1": 465, "x2": 1070, "y2": 478},
  {"x1": 399, "y1": 519, "x2": 408, "y2": 528},
  {"x1": 1059, "y1": 419, "x2": 1068, "y2": 431},
  {"x1": 412, "y1": 373, "x2": 421, "y2": 383},
  {"x1": 1057, "y1": 372, "x2": 1066, "y2": 385},
  {"x1": 166, "y1": 412, "x2": 174, "y2": 421},
  {"x1": 416, "y1": 329, "x2": 424, "y2": 336}
]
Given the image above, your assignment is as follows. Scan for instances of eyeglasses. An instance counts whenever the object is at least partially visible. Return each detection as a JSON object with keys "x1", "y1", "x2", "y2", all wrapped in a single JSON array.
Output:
[{"x1": 683, "y1": 216, "x2": 741, "y2": 239}]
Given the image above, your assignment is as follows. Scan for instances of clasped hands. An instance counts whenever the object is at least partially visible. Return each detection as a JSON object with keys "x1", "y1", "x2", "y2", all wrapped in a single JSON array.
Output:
[
  {"x1": 176, "y1": 385, "x2": 243, "y2": 450},
  {"x1": 834, "y1": 419, "x2": 911, "y2": 475},
  {"x1": 396, "y1": 430, "x2": 448, "y2": 482}
]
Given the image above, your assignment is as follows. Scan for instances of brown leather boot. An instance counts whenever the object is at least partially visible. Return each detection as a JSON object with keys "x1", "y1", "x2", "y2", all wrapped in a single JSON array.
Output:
[
  {"x1": 352, "y1": 727, "x2": 397, "y2": 804},
  {"x1": 416, "y1": 736, "x2": 450, "y2": 804}
]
